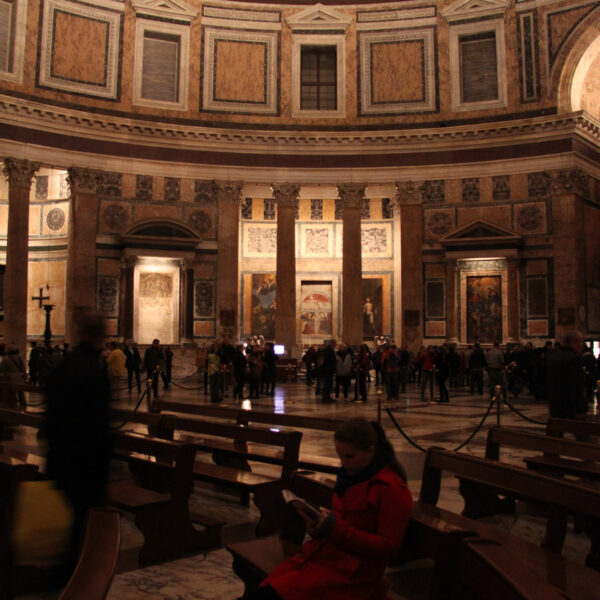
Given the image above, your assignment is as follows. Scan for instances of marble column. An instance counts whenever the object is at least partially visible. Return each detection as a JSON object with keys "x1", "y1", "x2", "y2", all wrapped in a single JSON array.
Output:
[
  {"x1": 2, "y1": 159, "x2": 40, "y2": 356},
  {"x1": 506, "y1": 256, "x2": 520, "y2": 343},
  {"x1": 183, "y1": 257, "x2": 195, "y2": 343},
  {"x1": 445, "y1": 258, "x2": 459, "y2": 344},
  {"x1": 215, "y1": 181, "x2": 242, "y2": 342},
  {"x1": 396, "y1": 182, "x2": 423, "y2": 353},
  {"x1": 65, "y1": 167, "x2": 101, "y2": 344},
  {"x1": 120, "y1": 255, "x2": 136, "y2": 340},
  {"x1": 338, "y1": 183, "x2": 366, "y2": 348},
  {"x1": 272, "y1": 183, "x2": 299, "y2": 354}
]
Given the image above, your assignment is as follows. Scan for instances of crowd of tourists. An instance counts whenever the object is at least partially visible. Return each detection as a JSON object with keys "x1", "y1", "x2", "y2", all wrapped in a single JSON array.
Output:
[{"x1": 301, "y1": 336, "x2": 600, "y2": 408}]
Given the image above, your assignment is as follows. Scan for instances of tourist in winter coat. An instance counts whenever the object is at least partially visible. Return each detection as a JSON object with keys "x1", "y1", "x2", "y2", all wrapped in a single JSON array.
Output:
[{"x1": 244, "y1": 418, "x2": 413, "y2": 600}]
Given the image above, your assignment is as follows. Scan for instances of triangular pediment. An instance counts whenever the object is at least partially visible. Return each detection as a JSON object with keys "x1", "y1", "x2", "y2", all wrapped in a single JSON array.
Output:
[
  {"x1": 132, "y1": 0, "x2": 199, "y2": 23},
  {"x1": 442, "y1": 0, "x2": 509, "y2": 21},
  {"x1": 286, "y1": 4, "x2": 352, "y2": 32},
  {"x1": 440, "y1": 220, "x2": 521, "y2": 248}
]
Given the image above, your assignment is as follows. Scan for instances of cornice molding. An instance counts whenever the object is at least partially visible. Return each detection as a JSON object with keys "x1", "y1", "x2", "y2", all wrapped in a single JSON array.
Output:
[
  {"x1": 1, "y1": 94, "x2": 598, "y2": 156},
  {"x1": 132, "y1": 0, "x2": 199, "y2": 23},
  {"x1": 286, "y1": 4, "x2": 352, "y2": 31}
]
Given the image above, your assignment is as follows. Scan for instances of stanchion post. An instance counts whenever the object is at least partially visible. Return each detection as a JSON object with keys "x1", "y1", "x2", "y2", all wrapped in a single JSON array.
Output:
[
  {"x1": 504, "y1": 367, "x2": 510, "y2": 404},
  {"x1": 146, "y1": 376, "x2": 153, "y2": 410},
  {"x1": 495, "y1": 384, "x2": 502, "y2": 426},
  {"x1": 431, "y1": 366, "x2": 436, "y2": 402},
  {"x1": 377, "y1": 390, "x2": 383, "y2": 424}
]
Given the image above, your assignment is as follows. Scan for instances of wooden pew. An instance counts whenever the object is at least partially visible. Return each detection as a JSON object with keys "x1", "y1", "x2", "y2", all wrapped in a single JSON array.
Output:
[
  {"x1": 485, "y1": 425, "x2": 600, "y2": 480},
  {"x1": 58, "y1": 508, "x2": 120, "y2": 600},
  {"x1": 152, "y1": 399, "x2": 342, "y2": 474},
  {"x1": 109, "y1": 430, "x2": 220, "y2": 565},
  {"x1": 547, "y1": 416, "x2": 600, "y2": 439},
  {"x1": 160, "y1": 413, "x2": 301, "y2": 534},
  {"x1": 418, "y1": 447, "x2": 600, "y2": 599}
]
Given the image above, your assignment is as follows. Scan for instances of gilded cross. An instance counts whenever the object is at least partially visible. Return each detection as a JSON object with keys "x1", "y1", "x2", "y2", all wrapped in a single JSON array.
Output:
[{"x1": 32, "y1": 287, "x2": 50, "y2": 308}]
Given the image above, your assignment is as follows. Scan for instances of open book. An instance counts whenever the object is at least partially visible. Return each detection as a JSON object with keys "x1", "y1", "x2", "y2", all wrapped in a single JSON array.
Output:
[{"x1": 282, "y1": 489, "x2": 321, "y2": 520}]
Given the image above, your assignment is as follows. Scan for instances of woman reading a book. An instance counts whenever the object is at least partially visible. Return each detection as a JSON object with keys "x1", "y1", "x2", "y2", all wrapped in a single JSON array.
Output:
[{"x1": 244, "y1": 418, "x2": 413, "y2": 600}]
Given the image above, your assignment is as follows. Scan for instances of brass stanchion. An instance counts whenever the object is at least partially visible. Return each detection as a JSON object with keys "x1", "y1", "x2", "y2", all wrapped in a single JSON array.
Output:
[
  {"x1": 377, "y1": 390, "x2": 383, "y2": 424},
  {"x1": 495, "y1": 384, "x2": 502, "y2": 426},
  {"x1": 146, "y1": 376, "x2": 153, "y2": 411}
]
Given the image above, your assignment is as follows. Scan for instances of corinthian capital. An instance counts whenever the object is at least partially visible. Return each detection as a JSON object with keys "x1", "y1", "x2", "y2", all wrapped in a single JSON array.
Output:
[
  {"x1": 67, "y1": 167, "x2": 101, "y2": 195},
  {"x1": 215, "y1": 180, "x2": 243, "y2": 204},
  {"x1": 271, "y1": 183, "x2": 300, "y2": 207},
  {"x1": 337, "y1": 183, "x2": 367, "y2": 209},
  {"x1": 2, "y1": 158, "x2": 41, "y2": 189},
  {"x1": 395, "y1": 180, "x2": 422, "y2": 205}
]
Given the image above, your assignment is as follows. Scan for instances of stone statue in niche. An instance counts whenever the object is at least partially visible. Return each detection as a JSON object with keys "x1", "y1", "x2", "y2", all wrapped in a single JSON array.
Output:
[{"x1": 362, "y1": 278, "x2": 383, "y2": 339}]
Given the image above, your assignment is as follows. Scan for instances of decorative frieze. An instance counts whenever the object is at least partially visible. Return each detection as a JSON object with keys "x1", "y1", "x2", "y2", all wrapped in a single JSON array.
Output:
[
  {"x1": 136, "y1": 175, "x2": 153, "y2": 201},
  {"x1": 164, "y1": 177, "x2": 181, "y2": 202},
  {"x1": 194, "y1": 180, "x2": 217, "y2": 203},
  {"x1": 492, "y1": 175, "x2": 510, "y2": 200},
  {"x1": 462, "y1": 178, "x2": 480, "y2": 203}
]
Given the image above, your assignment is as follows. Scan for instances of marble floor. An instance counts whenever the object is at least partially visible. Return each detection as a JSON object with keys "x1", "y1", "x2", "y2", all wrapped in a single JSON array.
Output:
[{"x1": 14, "y1": 369, "x2": 598, "y2": 599}]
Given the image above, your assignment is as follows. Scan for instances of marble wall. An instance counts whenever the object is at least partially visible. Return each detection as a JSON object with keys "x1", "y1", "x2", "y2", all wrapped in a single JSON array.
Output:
[{"x1": 1, "y1": 0, "x2": 597, "y2": 126}]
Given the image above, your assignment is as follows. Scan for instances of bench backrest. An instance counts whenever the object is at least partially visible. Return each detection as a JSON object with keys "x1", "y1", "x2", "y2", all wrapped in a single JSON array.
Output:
[
  {"x1": 546, "y1": 417, "x2": 600, "y2": 439},
  {"x1": 111, "y1": 431, "x2": 196, "y2": 502},
  {"x1": 59, "y1": 508, "x2": 120, "y2": 600},
  {"x1": 152, "y1": 399, "x2": 343, "y2": 432},
  {"x1": 420, "y1": 447, "x2": 600, "y2": 520},
  {"x1": 485, "y1": 426, "x2": 600, "y2": 462},
  {"x1": 160, "y1": 413, "x2": 302, "y2": 481}
]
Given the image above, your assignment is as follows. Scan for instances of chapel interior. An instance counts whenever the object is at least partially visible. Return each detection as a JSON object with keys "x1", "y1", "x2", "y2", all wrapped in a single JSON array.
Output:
[{"x1": 1, "y1": 0, "x2": 600, "y2": 597}]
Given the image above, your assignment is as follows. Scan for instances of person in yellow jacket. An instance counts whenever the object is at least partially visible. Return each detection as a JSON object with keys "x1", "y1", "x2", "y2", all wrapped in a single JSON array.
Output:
[{"x1": 106, "y1": 341, "x2": 126, "y2": 401}]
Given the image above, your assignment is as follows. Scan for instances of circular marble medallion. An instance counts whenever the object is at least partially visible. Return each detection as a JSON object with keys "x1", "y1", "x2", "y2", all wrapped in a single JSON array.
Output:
[
  {"x1": 517, "y1": 205, "x2": 543, "y2": 231},
  {"x1": 103, "y1": 204, "x2": 129, "y2": 232},
  {"x1": 189, "y1": 210, "x2": 212, "y2": 234},
  {"x1": 427, "y1": 212, "x2": 452, "y2": 236},
  {"x1": 46, "y1": 207, "x2": 65, "y2": 231}
]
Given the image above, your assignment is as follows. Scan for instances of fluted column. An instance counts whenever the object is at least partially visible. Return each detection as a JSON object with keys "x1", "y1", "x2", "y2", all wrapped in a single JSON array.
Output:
[
  {"x1": 2, "y1": 159, "x2": 40, "y2": 356},
  {"x1": 338, "y1": 183, "x2": 366, "y2": 348},
  {"x1": 272, "y1": 184, "x2": 299, "y2": 354},
  {"x1": 216, "y1": 181, "x2": 242, "y2": 342},
  {"x1": 120, "y1": 255, "x2": 136, "y2": 340},
  {"x1": 445, "y1": 258, "x2": 459, "y2": 344},
  {"x1": 183, "y1": 257, "x2": 196, "y2": 343},
  {"x1": 396, "y1": 182, "x2": 423, "y2": 353},
  {"x1": 65, "y1": 167, "x2": 101, "y2": 343},
  {"x1": 506, "y1": 256, "x2": 520, "y2": 343}
]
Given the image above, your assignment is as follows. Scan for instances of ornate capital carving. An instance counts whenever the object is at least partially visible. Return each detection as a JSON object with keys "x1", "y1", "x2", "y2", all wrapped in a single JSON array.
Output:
[
  {"x1": 2, "y1": 158, "x2": 40, "y2": 189},
  {"x1": 121, "y1": 255, "x2": 137, "y2": 269},
  {"x1": 549, "y1": 168, "x2": 588, "y2": 198},
  {"x1": 271, "y1": 183, "x2": 300, "y2": 207},
  {"x1": 67, "y1": 167, "x2": 101, "y2": 195},
  {"x1": 215, "y1": 180, "x2": 243, "y2": 204},
  {"x1": 337, "y1": 183, "x2": 367, "y2": 209},
  {"x1": 395, "y1": 180, "x2": 423, "y2": 205}
]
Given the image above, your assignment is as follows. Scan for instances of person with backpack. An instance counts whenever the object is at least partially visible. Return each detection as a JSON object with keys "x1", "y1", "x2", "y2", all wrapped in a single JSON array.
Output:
[{"x1": 381, "y1": 344, "x2": 400, "y2": 400}]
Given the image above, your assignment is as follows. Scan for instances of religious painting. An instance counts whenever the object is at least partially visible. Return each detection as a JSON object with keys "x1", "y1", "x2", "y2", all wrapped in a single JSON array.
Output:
[
  {"x1": 251, "y1": 274, "x2": 276, "y2": 339},
  {"x1": 362, "y1": 278, "x2": 383, "y2": 339},
  {"x1": 466, "y1": 275, "x2": 502, "y2": 343},
  {"x1": 301, "y1": 282, "x2": 333, "y2": 342}
]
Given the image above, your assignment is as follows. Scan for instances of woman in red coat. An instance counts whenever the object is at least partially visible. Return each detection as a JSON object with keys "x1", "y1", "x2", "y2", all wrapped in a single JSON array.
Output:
[{"x1": 243, "y1": 418, "x2": 413, "y2": 600}]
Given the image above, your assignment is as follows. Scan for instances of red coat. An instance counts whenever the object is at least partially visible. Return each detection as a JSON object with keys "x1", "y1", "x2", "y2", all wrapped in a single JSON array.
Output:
[{"x1": 263, "y1": 465, "x2": 412, "y2": 600}]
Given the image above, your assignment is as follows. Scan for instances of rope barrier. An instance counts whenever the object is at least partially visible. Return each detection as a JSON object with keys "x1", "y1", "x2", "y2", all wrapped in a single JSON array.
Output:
[
  {"x1": 503, "y1": 397, "x2": 547, "y2": 426},
  {"x1": 385, "y1": 396, "x2": 496, "y2": 453},
  {"x1": 170, "y1": 381, "x2": 206, "y2": 391},
  {"x1": 109, "y1": 389, "x2": 148, "y2": 430}
]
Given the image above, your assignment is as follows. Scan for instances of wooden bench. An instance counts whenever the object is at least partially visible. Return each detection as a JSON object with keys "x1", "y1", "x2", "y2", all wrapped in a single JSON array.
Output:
[
  {"x1": 152, "y1": 399, "x2": 342, "y2": 474},
  {"x1": 58, "y1": 508, "x2": 120, "y2": 600},
  {"x1": 485, "y1": 425, "x2": 600, "y2": 480},
  {"x1": 547, "y1": 416, "x2": 600, "y2": 439},
  {"x1": 108, "y1": 431, "x2": 220, "y2": 565},
  {"x1": 160, "y1": 413, "x2": 301, "y2": 534},
  {"x1": 418, "y1": 447, "x2": 600, "y2": 599}
]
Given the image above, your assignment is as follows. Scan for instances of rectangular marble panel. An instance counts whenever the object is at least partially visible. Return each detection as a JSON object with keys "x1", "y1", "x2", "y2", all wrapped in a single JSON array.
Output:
[
  {"x1": 426, "y1": 280, "x2": 445, "y2": 318},
  {"x1": 194, "y1": 279, "x2": 215, "y2": 318},
  {"x1": 142, "y1": 34, "x2": 180, "y2": 103},
  {"x1": 460, "y1": 34, "x2": 498, "y2": 103},
  {"x1": 588, "y1": 288, "x2": 600, "y2": 332},
  {"x1": 39, "y1": 0, "x2": 121, "y2": 99},
  {"x1": 426, "y1": 320, "x2": 446, "y2": 338},
  {"x1": 243, "y1": 223, "x2": 277, "y2": 257},
  {"x1": 527, "y1": 319, "x2": 548, "y2": 336},
  {"x1": 97, "y1": 275, "x2": 119, "y2": 317},
  {"x1": 0, "y1": 1, "x2": 11, "y2": 72},
  {"x1": 194, "y1": 320, "x2": 215, "y2": 337},
  {"x1": 301, "y1": 224, "x2": 334, "y2": 258},
  {"x1": 527, "y1": 277, "x2": 548, "y2": 317}
]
